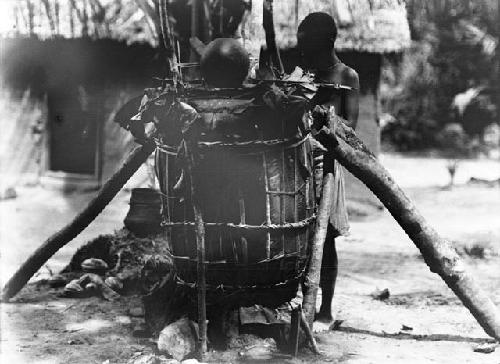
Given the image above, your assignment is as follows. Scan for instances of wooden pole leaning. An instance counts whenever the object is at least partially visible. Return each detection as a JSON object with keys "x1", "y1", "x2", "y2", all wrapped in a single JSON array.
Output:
[
  {"x1": 300, "y1": 307, "x2": 321, "y2": 354},
  {"x1": 302, "y1": 170, "x2": 335, "y2": 329},
  {"x1": 1, "y1": 139, "x2": 156, "y2": 301},
  {"x1": 314, "y1": 109, "x2": 500, "y2": 341},
  {"x1": 262, "y1": 0, "x2": 284, "y2": 74}
]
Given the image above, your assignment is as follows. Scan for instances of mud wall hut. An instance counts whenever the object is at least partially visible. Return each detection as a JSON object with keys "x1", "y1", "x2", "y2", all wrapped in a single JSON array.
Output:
[{"x1": 0, "y1": 0, "x2": 163, "y2": 189}]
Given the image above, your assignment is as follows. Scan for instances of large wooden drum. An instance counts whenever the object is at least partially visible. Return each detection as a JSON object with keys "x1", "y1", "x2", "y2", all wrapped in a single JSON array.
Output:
[{"x1": 154, "y1": 85, "x2": 317, "y2": 306}]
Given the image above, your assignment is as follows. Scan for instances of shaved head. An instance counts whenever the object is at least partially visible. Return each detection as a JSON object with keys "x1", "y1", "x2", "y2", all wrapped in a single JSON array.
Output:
[{"x1": 297, "y1": 12, "x2": 337, "y2": 53}]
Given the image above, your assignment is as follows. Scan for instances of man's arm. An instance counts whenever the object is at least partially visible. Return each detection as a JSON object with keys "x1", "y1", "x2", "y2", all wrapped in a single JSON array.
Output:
[{"x1": 342, "y1": 67, "x2": 360, "y2": 129}]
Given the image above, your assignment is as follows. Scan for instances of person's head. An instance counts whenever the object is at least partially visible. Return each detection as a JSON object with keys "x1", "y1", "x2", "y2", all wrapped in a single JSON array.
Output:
[
  {"x1": 200, "y1": 38, "x2": 250, "y2": 87},
  {"x1": 297, "y1": 12, "x2": 337, "y2": 70}
]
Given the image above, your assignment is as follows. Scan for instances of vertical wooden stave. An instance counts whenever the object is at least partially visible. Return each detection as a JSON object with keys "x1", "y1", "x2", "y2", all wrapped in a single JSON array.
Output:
[
  {"x1": 262, "y1": 151, "x2": 272, "y2": 260},
  {"x1": 280, "y1": 119, "x2": 286, "y2": 259}
]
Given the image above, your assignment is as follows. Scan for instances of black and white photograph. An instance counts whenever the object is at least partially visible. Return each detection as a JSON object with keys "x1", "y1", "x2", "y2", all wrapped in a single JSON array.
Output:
[{"x1": 0, "y1": 0, "x2": 499, "y2": 363}]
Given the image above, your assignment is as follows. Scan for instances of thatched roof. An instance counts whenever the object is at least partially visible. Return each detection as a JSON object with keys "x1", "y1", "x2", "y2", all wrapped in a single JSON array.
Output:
[
  {"x1": 249, "y1": 0, "x2": 411, "y2": 53},
  {"x1": 2, "y1": 0, "x2": 410, "y2": 54},
  {"x1": 0, "y1": 0, "x2": 156, "y2": 45}
]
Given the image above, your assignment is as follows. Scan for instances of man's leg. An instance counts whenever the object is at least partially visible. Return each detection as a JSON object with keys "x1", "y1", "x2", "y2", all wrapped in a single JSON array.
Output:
[{"x1": 316, "y1": 224, "x2": 338, "y2": 322}]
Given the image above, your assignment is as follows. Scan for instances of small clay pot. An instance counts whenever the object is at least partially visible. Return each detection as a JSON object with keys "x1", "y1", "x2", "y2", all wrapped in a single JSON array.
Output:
[{"x1": 124, "y1": 188, "x2": 162, "y2": 237}]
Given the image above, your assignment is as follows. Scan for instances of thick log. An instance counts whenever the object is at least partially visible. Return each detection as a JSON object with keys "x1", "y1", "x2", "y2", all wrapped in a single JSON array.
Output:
[
  {"x1": 1, "y1": 140, "x2": 156, "y2": 301},
  {"x1": 302, "y1": 171, "x2": 335, "y2": 328},
  {"x1": 314, "y1": 110, "x2": 500, "y2": 341}
]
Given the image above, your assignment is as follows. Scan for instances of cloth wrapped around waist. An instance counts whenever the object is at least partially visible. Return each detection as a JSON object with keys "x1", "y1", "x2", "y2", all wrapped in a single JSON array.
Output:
[{"x1": 311, "y1": 138, "x2": 350, "y2": 238}]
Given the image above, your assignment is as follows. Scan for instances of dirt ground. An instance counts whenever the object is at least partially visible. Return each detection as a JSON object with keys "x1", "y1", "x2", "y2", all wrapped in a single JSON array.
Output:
[{"x1": 1, "y1": 154, "x2": 499, "y2": 363}]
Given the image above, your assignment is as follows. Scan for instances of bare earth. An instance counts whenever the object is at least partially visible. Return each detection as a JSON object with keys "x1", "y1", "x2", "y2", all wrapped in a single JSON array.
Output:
[{"x1": 1, "y1": 155, "x2": 500, "y2": 363}]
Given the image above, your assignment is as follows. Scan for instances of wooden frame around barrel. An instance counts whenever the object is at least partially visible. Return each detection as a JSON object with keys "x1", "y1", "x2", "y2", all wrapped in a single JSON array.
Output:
[{"x1": 155, "y1": 88, "x2": 317, "y2": 307}]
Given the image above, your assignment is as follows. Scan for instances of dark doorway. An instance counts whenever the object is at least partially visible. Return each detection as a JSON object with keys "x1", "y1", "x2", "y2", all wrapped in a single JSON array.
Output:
[{"x1": 47, "y1": 87, "x2": 99, "y2": 175}]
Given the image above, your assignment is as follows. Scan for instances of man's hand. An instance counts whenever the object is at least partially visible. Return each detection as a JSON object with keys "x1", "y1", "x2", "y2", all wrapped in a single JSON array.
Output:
[
  {"x1": 311, "y1": 105, "x2": 329, "y2": 131},
  {"x1": 311, "y1": 105, "x2": 338, "y2": 151}
]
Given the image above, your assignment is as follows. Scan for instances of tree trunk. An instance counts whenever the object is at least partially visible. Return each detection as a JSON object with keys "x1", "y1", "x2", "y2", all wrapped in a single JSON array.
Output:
[
  {"x1": 1, "y1": 141, "x2": 156, "y2": 301},
  {"x1": 314, "y1": 112, "x2": 500, "y2": 341},
  {"x1": 302, "y1": 172, "x2": 335, "y2": 328}
]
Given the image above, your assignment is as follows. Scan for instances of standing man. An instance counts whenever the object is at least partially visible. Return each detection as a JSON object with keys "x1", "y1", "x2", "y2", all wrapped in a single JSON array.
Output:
[{"x1": 297, "y1": 12, "x2": 360, "y2": 324}]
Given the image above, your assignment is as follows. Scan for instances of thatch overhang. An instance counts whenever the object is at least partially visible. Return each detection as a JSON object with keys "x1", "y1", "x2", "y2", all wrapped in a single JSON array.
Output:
[
  {"x1": 0, "y1": 0, "x2": 157, "y2": 45},
  {"x1": 1, "y1": 0, "x2": 411, "y2": 55}
]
